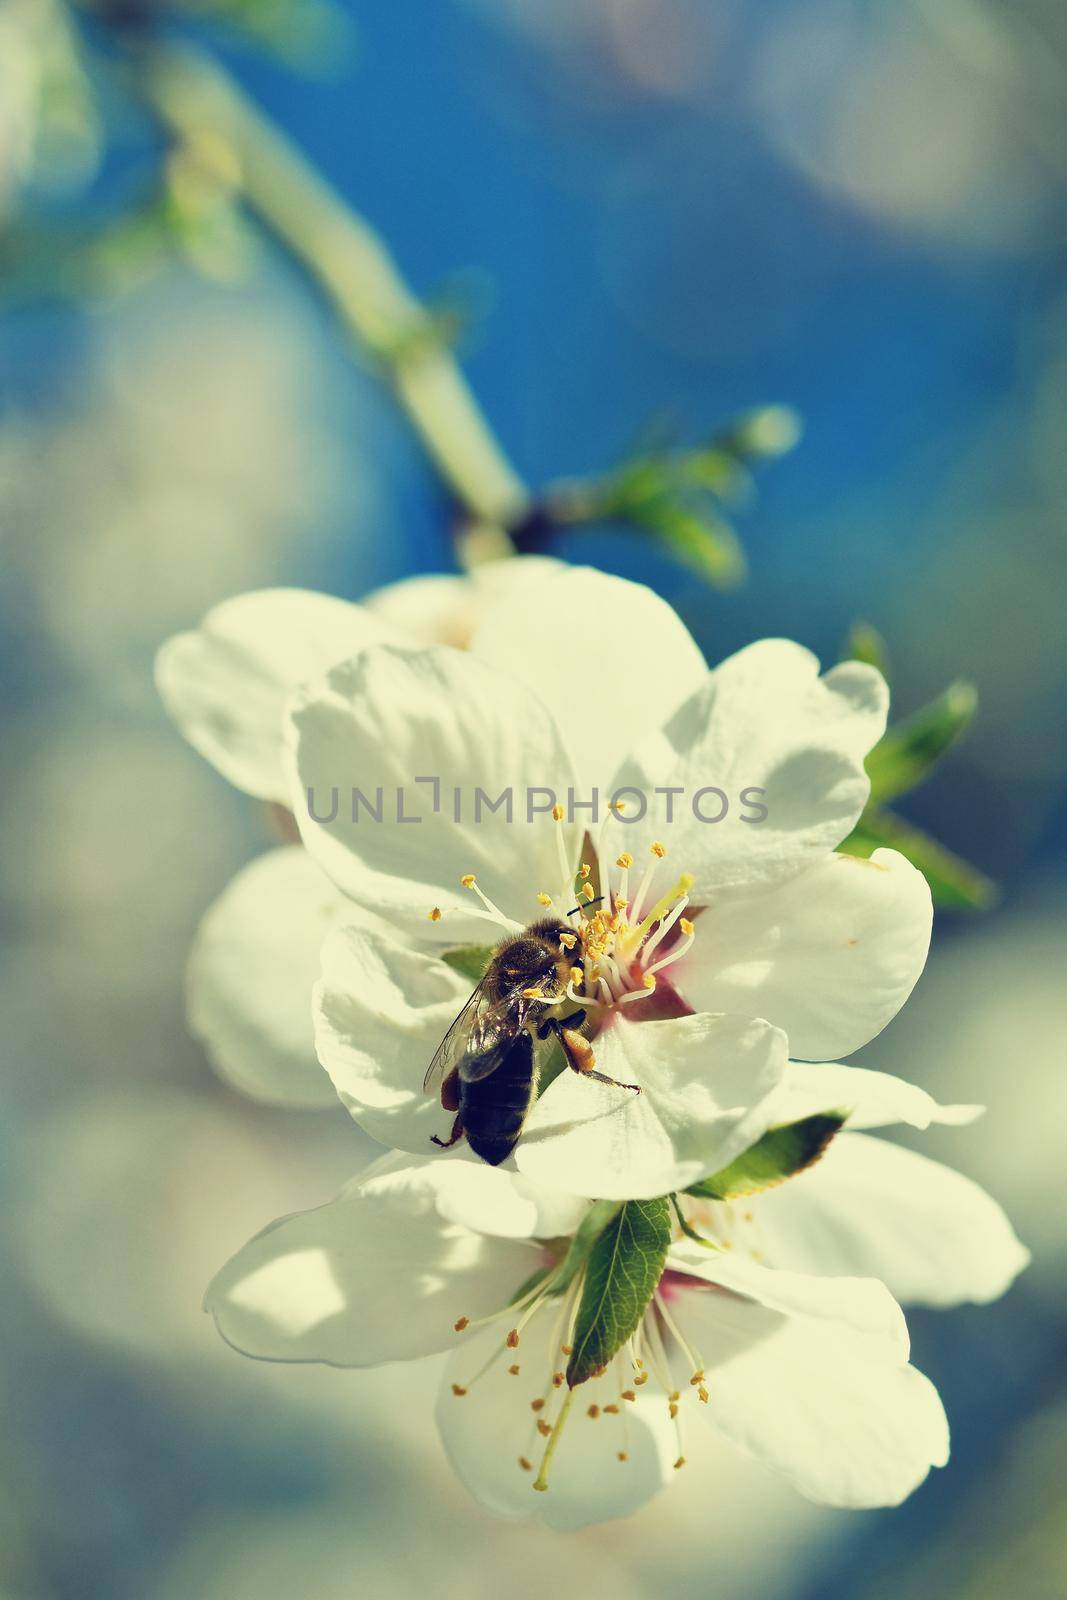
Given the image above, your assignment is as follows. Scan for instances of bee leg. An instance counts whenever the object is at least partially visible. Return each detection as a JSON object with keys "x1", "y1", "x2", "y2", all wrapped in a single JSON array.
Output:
[
  {"x1": 431, "y1": 1112, "x2": 465, "y2": 1149},
  {"x1": 537, "y1": 1008, "x2": 587, "y2": 1039},
  {"x1": 559, "y1": 1025, "x2": 640, "y2": 1094},
  {"x1": 538, "y1": 1013, "x2": 641, "y2": 1093},
  {"x1": 440, "y1": 1065, "x2": 461, "y2": 1113},
  {"x1": 579, "y1": 1068, "x2": 641, "y2": 1093}
]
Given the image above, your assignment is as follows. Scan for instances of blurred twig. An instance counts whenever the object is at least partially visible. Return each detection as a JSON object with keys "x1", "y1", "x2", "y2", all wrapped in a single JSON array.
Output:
[{"x1": 135, "y1": 40, "x2": 530, "y2": 542}]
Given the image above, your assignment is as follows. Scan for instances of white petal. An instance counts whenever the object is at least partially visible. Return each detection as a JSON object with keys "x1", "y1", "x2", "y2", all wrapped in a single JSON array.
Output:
[
  {"x1": 206, "y1": 1157, "x2": 539, "y2": 1366},
  {"x1": 514, "y1": 1014, "x2": 787, "y2": 1200},
  {"x1": 437, "y1": 1303, "x2": 676, "y2": 1528},
  {"x1": 750, "y1": 1132, "x2": 1031, "y2": 1308},
  {"x1": 285, "y1": 643, "x2": 581, "y2": 942},
  {"x1": 156, "y1": 589, "x2": 398, "y2": 802},
  {"x1": 668, "y1": 1246, "x2": 909, "y2": 1355},
  {"x1": 314, "y1": 919, "x2": 473, "y2": 1151},
  {"x1": 361, "y1": 573, "x2": 481, "y2": 648},
  {"x1": 617, "y1": 640, "x2": 887, "y2": 896},
  {"x1": 470, "y1": 566, "x2": 708, "y2": 791},
  {"x1": 769, "y1": 1060, "x2": 982, "y2": 1131},
  {"x1": 188, "y1": 847, "x2": 356, "y2": 1108},
  {"x1": 682, "y1": 849, "x2": 933, "y2": 1059},
  {"x1": 363, "y1": 556, "x2": 564, "y2": 649},
  {"x1": 428, "y1": 1153, "x2": 589, "y2": 1242},
  {"x1": 675, "y1": 1269, "x2": 949, "y2": 1507}
]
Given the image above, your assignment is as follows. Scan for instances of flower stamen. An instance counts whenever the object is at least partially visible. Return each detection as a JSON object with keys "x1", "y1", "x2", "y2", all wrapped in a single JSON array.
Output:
[
  {"x1": 533, "y1": 1386, "x2": 575, "y2": 1492},
  {"x1": 459, "y1": 873, "x2": 511, "y2": 928}
]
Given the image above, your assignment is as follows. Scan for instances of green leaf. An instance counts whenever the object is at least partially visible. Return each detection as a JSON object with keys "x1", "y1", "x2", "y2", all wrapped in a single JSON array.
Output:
[
  {"x1": 441, "y1": 944, "x2": 493, "y2": 983},
  {"x1": 865, "y1": 681, "x2": 977, "y2": 805},
  {"x1": 530, "y1": 404, "x2": 799, "y2": 588},
  {"x1": 843, "y1": 621, "x2": 890, "y2": 681},
  {"x1": 685, "y1": 1112, "x2": 848, "y2": 1201},
  {"x1": 629, "y1": 496, "x2": 746, "y2": 586},
  {"x1": 841, "y1": 807, "x2": 996, "y2": 911},
  {"x1": 566, "y1": 1198, "x2": 671, "y2": 1388}
]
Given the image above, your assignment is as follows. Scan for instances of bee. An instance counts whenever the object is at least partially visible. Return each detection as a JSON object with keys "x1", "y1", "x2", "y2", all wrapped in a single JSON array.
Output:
[{"x1": 425, "y1": 915, "x2": 639, "y2": 1166}]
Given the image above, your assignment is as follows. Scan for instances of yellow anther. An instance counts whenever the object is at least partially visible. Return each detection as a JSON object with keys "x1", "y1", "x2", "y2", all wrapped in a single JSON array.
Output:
[
  {"x1": 698, "y1": 1386, "x2": 709, "y2": 1404},
  {"x1": 559, "y1": 933, "x2": 577, "y2": 950},
  {"x1": 642, "y1": 972, "x2": 657, "y2": 991},
  {"x1": 551, "y1": 803, "x2": 564, "y2": 822},
  {"x1": 651, "y1": 841, "x2": 667, "y2": 858},
  {"x1": 680, "y1": 917, "x2": 695, "y2": 937},
  {"x1": 453, "y1": 1316, "x2": 469, "y2": 1332},
  {"x1": 561, "y1": 1344, "x2": 573, "y2": 1356},
  {"x1": 522, "y1": 986, "x2": 546, "y2": 1000},
  {"x1": 451, "y1": 1384, "x2": 467, "y2": 1397},
  {"x1": 633, "y1": 1372, "x2": 649, "y2": 1386},
  {"x1": 579, "y1": 883, "x2": 596, "y2": 902},
  {"x1": 428, "y1": 907, "x2": 441, "y2": 922},
  {"x1": 611, "y1": 799, "x2": 627, "y2": 813},
  {"x1": 669, "y1": 1402, "x2": 679, "y2": 1419},
  {"x1": 674, "y1": 1456, "x2": 686, "y2": 1470},
  {"x1": 569, "y1": 967, "x2": 583, "y2": 982},
  {"x1": 616, "y1": 852, "x2": 634, "y2": 869},
  {"x1": 621, "y1": 1390, "x2": 636, "y2": 1403},
  {"x1": 579, "y1": 862, "x2": 591, "y2": 880},
  {"x1": 669, "y1": 1390, "x2": 680, "y2": 1402},
  {"x1": 536, "y1": 892, "x2": 552, "y2": 907},
  {"x1": 690, "y1": 1369, "x2": 705, "y2": 1385},
  {"x1": 460, "y1": 874, "x2": 476, "y2": 888}
]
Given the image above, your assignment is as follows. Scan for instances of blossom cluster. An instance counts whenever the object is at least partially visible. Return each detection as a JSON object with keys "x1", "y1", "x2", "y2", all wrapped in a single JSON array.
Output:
[{"x1": 158, "y1": 559, "x2": 1027, "y2": 1528}]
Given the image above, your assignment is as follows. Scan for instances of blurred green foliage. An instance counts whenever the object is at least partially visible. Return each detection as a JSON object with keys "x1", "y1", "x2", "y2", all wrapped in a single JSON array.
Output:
[{"x1": 840, "y1": 629, "x2": 994, "y2": 909}]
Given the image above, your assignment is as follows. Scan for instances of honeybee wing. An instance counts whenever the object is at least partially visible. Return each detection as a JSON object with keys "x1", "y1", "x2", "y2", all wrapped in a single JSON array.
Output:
[
  {"x1": 458, "y1": 1028, "x2": 534, "y2": 1085},
  {"x1": 422, "y1": 979, "x2": 490, "y2": 1092},
  {"x1": 422, "y1": 979, "x2": 544, "y2": 1093}
]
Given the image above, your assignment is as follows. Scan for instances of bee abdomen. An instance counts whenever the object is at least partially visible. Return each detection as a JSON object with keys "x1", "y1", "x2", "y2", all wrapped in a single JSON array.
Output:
[
  {"x1": 458, "y1": 1083, "x2": 534, "y2": 1148},
  {"x1": 457, "y1": 1031, "x2": 537, "y2": 1167},
  {"x1": 463, "y1": 1125, "x2": 524, "y2": 1167}
]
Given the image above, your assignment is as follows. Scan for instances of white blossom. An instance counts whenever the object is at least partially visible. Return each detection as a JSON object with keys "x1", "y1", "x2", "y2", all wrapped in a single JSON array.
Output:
[{"x1": 204, "y1": 1125, "x2": 1026, "y2": 1529}]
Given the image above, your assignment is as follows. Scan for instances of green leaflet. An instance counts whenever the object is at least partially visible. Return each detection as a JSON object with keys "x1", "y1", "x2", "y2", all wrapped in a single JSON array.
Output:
[
  {"x1": 865, "y1": 681, "x2": 977, "y2": 805},
  {"x1": 834, "y1": 635, "x2": 992, "y2": 911},
  {"x1": 626, "y1": 497, "x2": 746, "y2": 587},
  {"x1": 441, "y1": 944, "x2": 494, "y2": 984},
  {"x1": 565, "y1": 1199, "x2": 672, "y2": 1389},
  {"x1": 685, "y1": 1112, "x2": 848, "y2": 1201},
  {"x1": 841, "y1": 809, "x2": 995, "y2": 911},
  {"x1": 843, "y1": 620, "x2": 890, "y2": 680},
  {"x1": 525, "y1": 407, "x2": 800, "y2": 589}
]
